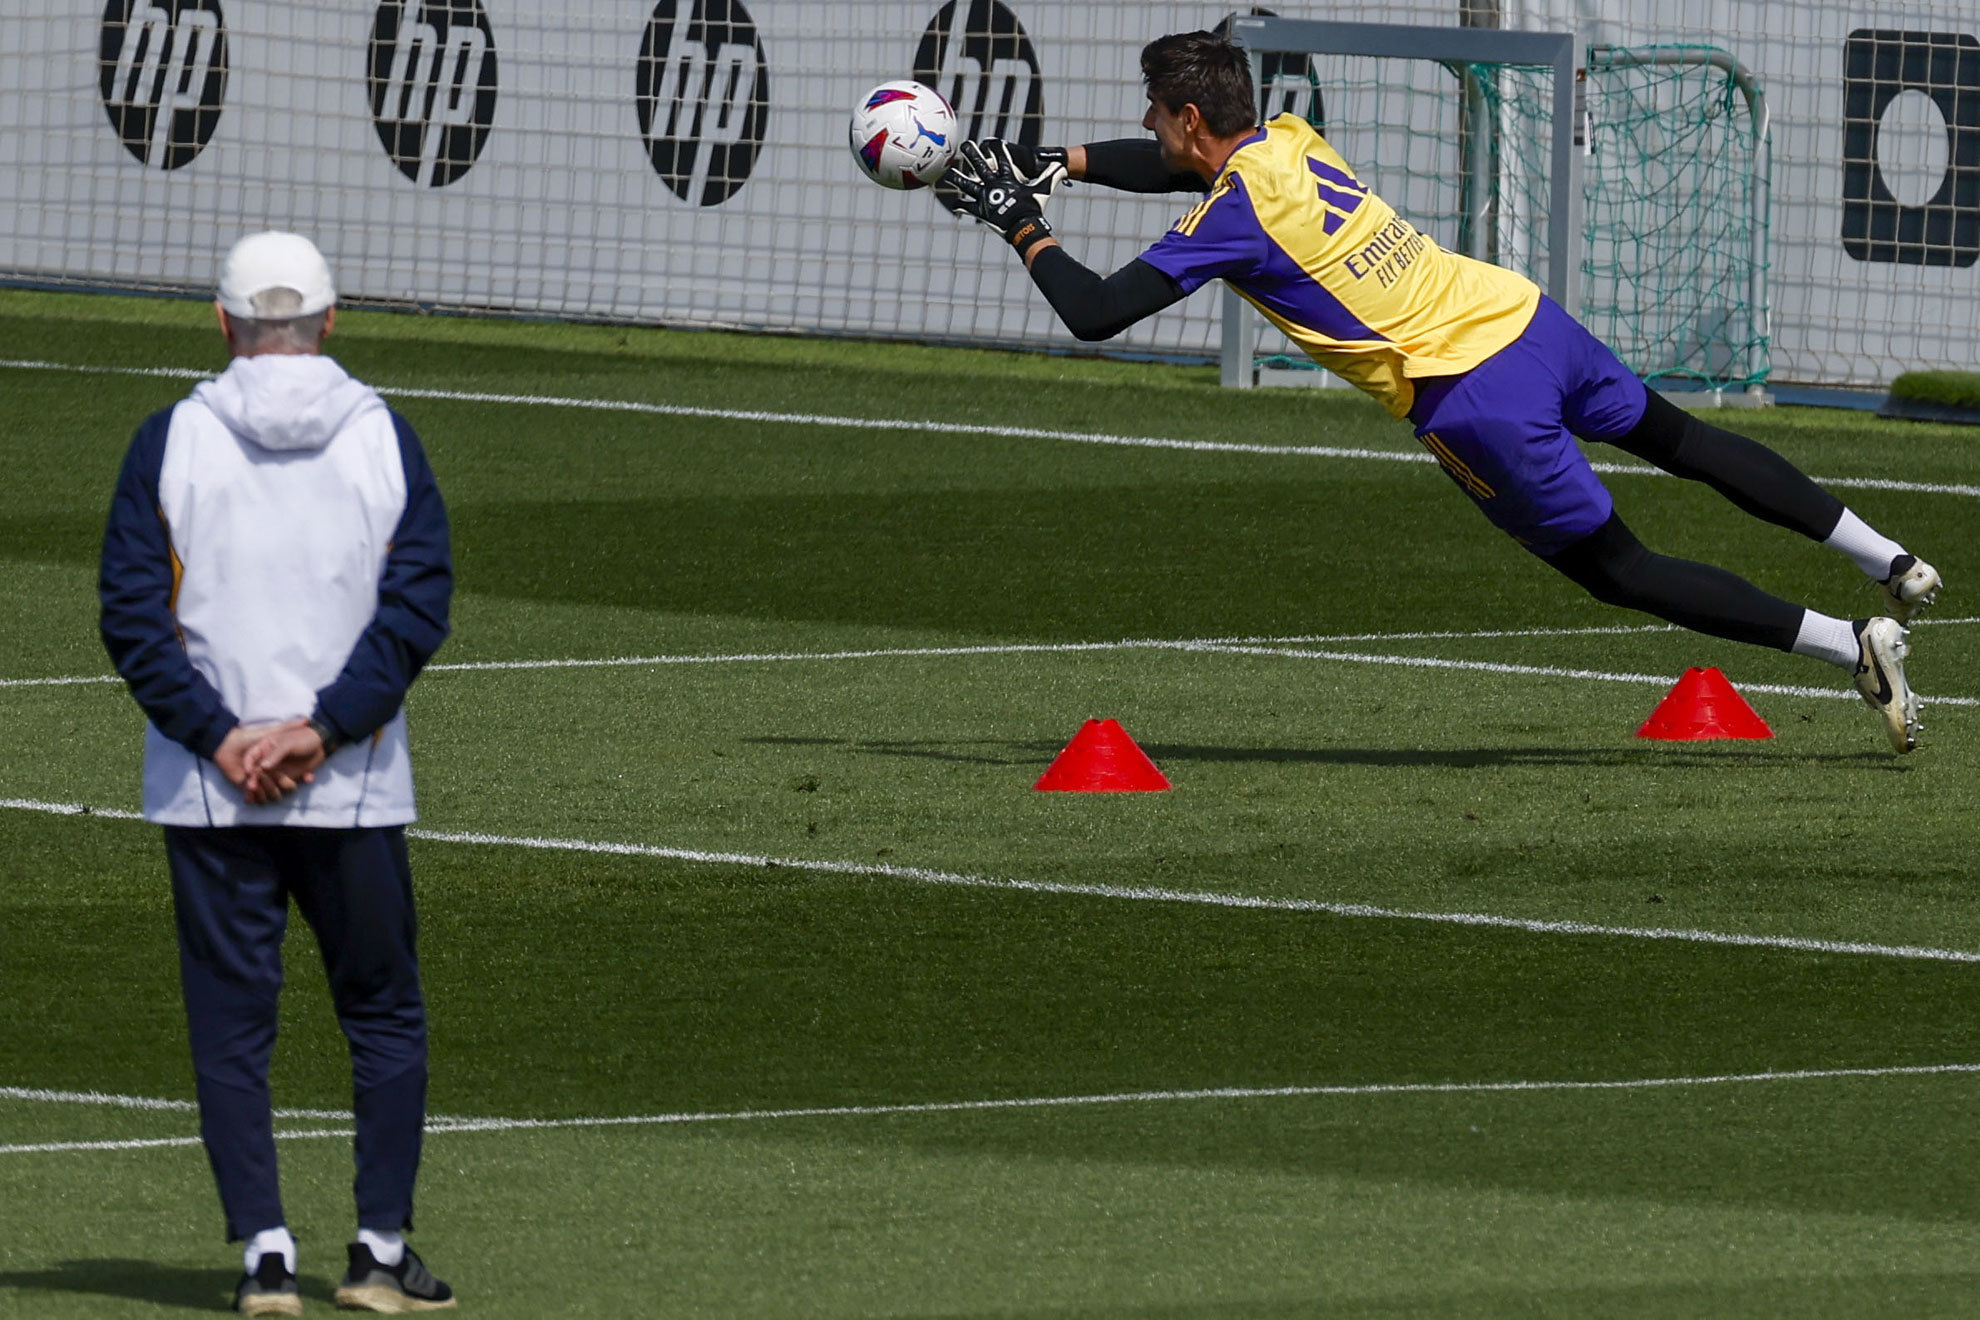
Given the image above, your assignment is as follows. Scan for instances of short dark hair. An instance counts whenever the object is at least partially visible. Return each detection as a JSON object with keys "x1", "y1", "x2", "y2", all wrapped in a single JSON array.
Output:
[{"x1": 1140, "y1": 31, "x2": 1256, "y2": 137}]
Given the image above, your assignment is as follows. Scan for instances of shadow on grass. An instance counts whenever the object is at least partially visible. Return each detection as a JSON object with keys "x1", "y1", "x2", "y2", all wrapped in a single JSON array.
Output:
[
  {"x1": 0, "y1": 1258, "x2": 336, "y2": 1311},
  {"x1": 745, "y1": 734, "x2": 1901, "y2": 770}
]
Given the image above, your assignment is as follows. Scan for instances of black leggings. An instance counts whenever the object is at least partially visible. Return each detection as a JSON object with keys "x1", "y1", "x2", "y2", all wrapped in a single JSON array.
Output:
[
  {"x1": 1544, "y1": 512, "x2": 1805, "y2": 651},
  {"x1": 1606, "y1": 390, "x2": 1845, "y2": 541},
  {"x1": 1541, "y1": 393, "x2": 1843, "y2": 653}
]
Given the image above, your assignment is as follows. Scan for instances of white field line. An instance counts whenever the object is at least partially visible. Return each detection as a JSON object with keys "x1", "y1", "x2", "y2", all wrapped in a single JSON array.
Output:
[
  {"x1": 7, "y1": 617, "x2": 1980, "y2": 693},
  {"x1": 6, "y1": 356, "x2": 1980, "y2": 498},
  {"x1": 0, "y1": 798, "x2": 142, "y2": 820},
  {"x1": 0, "y1": 1086, "x2": 348, "y2": 1120},
  {"x1": 7, "y1": 1062, "x2": 1980, "y2": 1156},
  {"x1": 0, "y1": 674, "x2": 122, "y2": 689},
  {"x1": 7, "y1": 796, "x2": 1979, "y2": 966},
  {"x1": 1201, "y1": 642, "x2": 1980, "y2": 707}
]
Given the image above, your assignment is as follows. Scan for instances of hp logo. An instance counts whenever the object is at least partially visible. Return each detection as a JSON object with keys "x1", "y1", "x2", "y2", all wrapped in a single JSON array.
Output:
[
  {"x1": 98, "y1": 0, "x2": 229, "y2": 170},
  {"x1": 637, "y1": 0, "x2": 771, "y2": 207},
  {"x1": 367, "y1": 0, "x2": 499, "y2": 188},
  {"x1": 914, "y1": 0, "x2": 1044, "y2": 215},
  {"x1": 1842, "y1": 30, "x2": 1980, "y2": 267}
]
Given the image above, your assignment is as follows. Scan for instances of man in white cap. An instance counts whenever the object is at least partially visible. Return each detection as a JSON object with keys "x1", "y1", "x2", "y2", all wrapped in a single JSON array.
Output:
[{"x1": 99, "y1": 232, "x2": 456, "y2": 1314}]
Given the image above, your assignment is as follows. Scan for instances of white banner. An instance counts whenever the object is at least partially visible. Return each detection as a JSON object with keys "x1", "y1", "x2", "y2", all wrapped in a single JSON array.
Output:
[{"x1": 1, "y1": 2, "x2": 1970, "y2": 386}]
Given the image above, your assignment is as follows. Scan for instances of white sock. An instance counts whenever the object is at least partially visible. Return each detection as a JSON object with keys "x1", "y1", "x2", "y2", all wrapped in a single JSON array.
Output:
[
  {"x1": 1792, "y1": 610, "x2": 1860, "y2": 671},
  {"x1": 357, "y1": 1227, "x2": 405, "y2": 1267},
  {"x1": 244, "y1": 1226, "x2": 296, "y2": 1275},
  {"x1": 1823, "y1": 509, "x2": 1906, "y2": 580}
]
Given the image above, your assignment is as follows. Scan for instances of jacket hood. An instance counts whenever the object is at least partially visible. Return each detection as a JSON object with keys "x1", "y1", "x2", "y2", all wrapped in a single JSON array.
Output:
[{"x1": 191, "y1": 354, "x2": 384, "y2": 453}]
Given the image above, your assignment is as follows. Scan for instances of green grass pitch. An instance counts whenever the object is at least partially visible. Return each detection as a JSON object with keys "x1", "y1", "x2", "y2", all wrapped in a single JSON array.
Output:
[{"x1": 2, "y1": 288, "x2": 1979, "y2": 1316}]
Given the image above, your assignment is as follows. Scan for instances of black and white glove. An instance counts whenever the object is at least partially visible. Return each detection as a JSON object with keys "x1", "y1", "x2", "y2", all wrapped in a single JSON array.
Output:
[
  {"x1": 947, "y1": 139, "x2": 1057, "y2": 259},
  {"x1": 982, "y1": 139, "x2": 1071, "y2": 203}
]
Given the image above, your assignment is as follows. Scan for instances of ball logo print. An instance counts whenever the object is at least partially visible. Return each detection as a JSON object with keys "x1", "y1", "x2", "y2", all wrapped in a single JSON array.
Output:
[
  {"x1": 848, "y1": 81, "x2": 957, "y2": 190},
  {"x1": 636, "y1": 0, "x2": 770, "y2": 207},
  {"x1": 367, "y1": 0, "x2": 499, "y2": 188},
  {"x1": 97, "y1": 0, "x2": 228, "y2": 170},
  {"x1": 913, "y1": 0, "x2": 1044, "y2": 215}
]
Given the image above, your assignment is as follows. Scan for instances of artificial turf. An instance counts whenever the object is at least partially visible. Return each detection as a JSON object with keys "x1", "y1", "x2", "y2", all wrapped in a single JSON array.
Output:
[{"x1": 1, "y1": 289, "x2": 1977, "y2": 1316}]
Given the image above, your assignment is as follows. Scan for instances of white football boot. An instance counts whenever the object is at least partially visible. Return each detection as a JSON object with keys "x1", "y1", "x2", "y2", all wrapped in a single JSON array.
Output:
[
  {"x1": 1853, "y1": 617, "x2": 1921, "y2": 754},
  {"x1": 1879, "y1": 554, "x2": 1942, "y2": 622}
]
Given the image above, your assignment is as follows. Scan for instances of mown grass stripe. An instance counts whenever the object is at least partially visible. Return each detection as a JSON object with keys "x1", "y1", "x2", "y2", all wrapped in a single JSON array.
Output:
[
  {"x1": 5, "y1": 799, "x2": 1971, "y2": 966},
  {"x1": 6, "y1": 356, "x2": 1979, "y2": 497}
]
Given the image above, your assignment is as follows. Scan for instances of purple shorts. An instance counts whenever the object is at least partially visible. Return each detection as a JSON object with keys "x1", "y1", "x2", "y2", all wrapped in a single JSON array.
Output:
[{"x1": 1407, "y1": 296, "x2": 1647, "y2": 556}]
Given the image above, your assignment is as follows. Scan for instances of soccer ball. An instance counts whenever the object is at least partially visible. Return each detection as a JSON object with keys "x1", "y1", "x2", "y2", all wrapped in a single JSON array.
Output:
[{"x1": 848, "y1": 80, "x2": 958, "y2": 190}]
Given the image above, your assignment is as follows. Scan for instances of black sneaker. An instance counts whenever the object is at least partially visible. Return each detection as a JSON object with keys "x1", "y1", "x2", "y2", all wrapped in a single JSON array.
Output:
[
  {"x1": 333, "y1": 1242, "x2": 457, "y2": 1311},
  {"x1": 234, "y1": 1252, "x2": 303, "y2": 1317}
]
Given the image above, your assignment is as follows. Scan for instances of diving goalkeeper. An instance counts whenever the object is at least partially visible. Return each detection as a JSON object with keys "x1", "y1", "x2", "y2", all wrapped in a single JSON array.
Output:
[{"x1": 946, "y1": 29, "x2": 1940, "y2": 753}]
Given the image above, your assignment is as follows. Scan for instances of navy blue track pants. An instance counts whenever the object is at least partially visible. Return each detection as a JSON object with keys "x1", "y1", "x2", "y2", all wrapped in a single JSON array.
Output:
[{"x1": 164, "y1": 825, "x2": 428, "y2": 1241}]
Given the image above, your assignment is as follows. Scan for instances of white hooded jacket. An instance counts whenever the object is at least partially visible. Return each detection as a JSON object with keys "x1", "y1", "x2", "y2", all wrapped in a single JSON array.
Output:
[{"x1": 100, "y1": 353, "x2": 449, "y2": 827}]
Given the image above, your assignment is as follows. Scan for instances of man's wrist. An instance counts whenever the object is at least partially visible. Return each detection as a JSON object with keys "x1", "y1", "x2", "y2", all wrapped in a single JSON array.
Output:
[
  {"x1": 306, "y1": 716, "x2": 342, "y2": 755},
  {"x1": 198, "y1": 718, "x2": 240, "y2": 761}
]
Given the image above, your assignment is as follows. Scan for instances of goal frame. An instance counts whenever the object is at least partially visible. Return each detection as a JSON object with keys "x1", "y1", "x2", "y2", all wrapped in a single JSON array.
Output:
[{"x1": 1220, "y1": 16, "x2": 1583, "y2": 390}]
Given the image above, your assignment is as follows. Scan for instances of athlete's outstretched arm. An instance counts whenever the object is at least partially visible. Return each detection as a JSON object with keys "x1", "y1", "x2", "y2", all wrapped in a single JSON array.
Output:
[
  {"x1": 949, "y1": 141, "x2": 1187, "y2": 340},
  {"x1": 1028, "y1": 249, "x2": 1185, "y2": 341},
  {"x1": 1073, "y1": 140, "x2": 1208, "y2": 193},
  {"x1": 986, "y1": 139, "x2": 1205, "y2": 194}
]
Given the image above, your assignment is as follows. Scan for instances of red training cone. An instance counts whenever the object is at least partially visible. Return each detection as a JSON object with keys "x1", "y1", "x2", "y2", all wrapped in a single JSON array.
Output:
[
  {"x1": 1635, "y1": 667, "x2": 1773, "y2": 741},
  {"x1": 1034, "y1": 719, "x2": 1173, "y2": 792}
]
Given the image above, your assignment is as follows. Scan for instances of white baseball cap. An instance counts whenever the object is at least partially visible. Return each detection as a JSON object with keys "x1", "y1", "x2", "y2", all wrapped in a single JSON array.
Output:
[{"x1": 216, "y1": 231, "x2": 337, "y2": 319}]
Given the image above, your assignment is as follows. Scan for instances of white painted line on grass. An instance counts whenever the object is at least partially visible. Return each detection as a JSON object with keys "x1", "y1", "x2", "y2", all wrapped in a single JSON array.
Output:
[
  {"x1": 407, "y1": 1062, "x2": 1980, "y2": 1136},
  {"x1": 0, "y1": 1087, "x2": 193, "y2": 1112},
  {"x1": 0, "y1": 1128, "x2": 359, "y2": 1156},
  {"x1": 6, "y1": 797, "x2": 1973, "y2": 966},
  {"x1": 0, "y1": 359, "x2": 210, "y2": 383},
  {"x1": 0, "y1": 798, "x2": 142, "y2": 820},
  {"x1": 0, "y1": 1135, "x2": 209, "y2": 1155},
  {"x1": 0, "y1": 358, "x2": 1422, "y2": 462},
  {"x1": 419, "y1": 626, "x2": 1695, "y2": 677},
  {"x1": 403, "y1": 828, "x2": 1980, "y2": 964},
  {"x1": 1202, "y1": 642, "x2": 1980, "y2": 707},
  {"x1": 8, "y1": 617, "x2": 1979, "y2": 692},
  {"x1": 0, "y1": 674, "x2": 121, "y2": 689},
  {"x1": 7, "y1": 356, "x2": 1980, "y2": 498},
  {"x1": 8, "y1": 1062, "x2": 1980, "y2": 1156},
  {"x1": 0, "y1": 1086, "x2": 347, "y2": 1120}
]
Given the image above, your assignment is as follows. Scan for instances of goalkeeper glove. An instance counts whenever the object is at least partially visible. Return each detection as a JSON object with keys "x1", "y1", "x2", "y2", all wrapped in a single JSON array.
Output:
[
  {"x1": 981, "y1": 139, "x2": 1071, "y2": 201},
  {"x1": 948, "y1": 139, "x2": 1057, "y2": 260}
]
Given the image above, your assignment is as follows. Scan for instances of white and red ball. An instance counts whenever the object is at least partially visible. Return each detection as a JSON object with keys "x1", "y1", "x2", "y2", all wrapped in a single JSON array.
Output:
[{"x1": 848, "y1": 80, "x2": 958, "y2": 190}]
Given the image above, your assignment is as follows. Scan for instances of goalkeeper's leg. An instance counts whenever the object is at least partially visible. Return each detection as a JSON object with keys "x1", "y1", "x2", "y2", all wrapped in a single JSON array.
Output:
[
  {"x1": 1544, "y1": 511, "x2": 1812, "y2": 652},
  {"x1": 1544, "y1": 512, "x2": 1922, "y2": 752},
  {"x1": 1595, "y1": 390, "x2": 1941, "y2": 619}
]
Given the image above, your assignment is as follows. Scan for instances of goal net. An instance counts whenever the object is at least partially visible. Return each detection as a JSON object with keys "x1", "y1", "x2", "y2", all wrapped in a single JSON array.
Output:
[{"x1": 1553, "y1": 45, "x2": 1771, "y2": 395}]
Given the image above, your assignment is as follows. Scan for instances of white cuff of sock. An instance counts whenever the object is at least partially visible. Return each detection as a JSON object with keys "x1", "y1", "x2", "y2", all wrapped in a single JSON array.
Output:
[
  {"x1": 1791, "y1": 610, "x2": 1859, "y2": 671},
  {"x1": 245, "y1": 1226, "x2": 297, "y2": 1274},
  {"x1": 357, "y1": 1227, "x2": 406, "y2": 1267}
]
